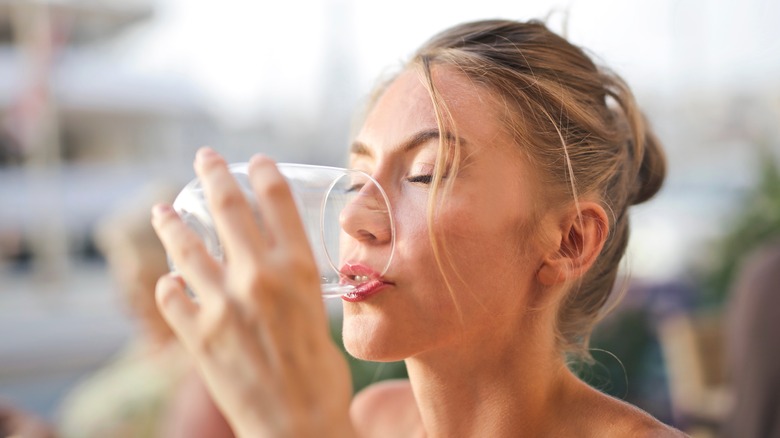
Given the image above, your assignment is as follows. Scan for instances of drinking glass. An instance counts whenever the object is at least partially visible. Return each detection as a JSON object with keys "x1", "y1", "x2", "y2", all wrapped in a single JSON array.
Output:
[{"x1": 169, "y1": 163, "x2": 395, "y2": 298}]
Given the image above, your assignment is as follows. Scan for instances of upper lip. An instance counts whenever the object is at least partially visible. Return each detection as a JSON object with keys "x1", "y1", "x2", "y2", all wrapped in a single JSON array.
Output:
[{"x1": 339, "y1": 262, "x2": 389, "y2": 284}]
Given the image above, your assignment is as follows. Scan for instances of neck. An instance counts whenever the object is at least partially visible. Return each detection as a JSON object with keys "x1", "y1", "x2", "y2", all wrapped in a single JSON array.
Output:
[{"x1": 404, "y1": 316, "x2": 576, "y2": 437}]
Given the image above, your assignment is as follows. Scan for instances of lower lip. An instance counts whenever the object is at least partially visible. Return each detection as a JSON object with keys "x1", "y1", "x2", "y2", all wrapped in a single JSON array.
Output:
[{"x1": 341, "y1": 279, "x2": 388, "y2": 302}]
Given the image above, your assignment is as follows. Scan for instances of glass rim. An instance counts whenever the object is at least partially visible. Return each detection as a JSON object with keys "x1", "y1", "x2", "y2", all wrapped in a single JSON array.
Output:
[
  {"x1": 319, "y1": 167, "x2": 396, "y2": 279},
  {"x1": 228, "y1": 161, "x2": 396, "y2": 279}
]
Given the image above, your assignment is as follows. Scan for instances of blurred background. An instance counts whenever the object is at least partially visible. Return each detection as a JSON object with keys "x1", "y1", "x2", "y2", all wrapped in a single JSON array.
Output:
[{"x1": 0, "y1": 0, "x2": 778, "y2": 436}]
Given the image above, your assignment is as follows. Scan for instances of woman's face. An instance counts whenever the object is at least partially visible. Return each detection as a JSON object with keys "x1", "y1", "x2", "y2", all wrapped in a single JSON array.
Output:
[{"x1": 341, "y1": 67, "x2": 552, "y2": 361}]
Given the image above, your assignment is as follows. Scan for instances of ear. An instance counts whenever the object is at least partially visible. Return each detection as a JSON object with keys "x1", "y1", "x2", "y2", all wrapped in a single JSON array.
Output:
[{"x1": 537, "y1": 201, "x2": 609, "y2": 286}]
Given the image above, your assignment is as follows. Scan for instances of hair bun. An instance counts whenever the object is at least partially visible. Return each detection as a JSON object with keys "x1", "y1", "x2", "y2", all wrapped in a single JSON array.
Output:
[{"x1": 631, "y1": 128, "x2": 666, "y2": 205}]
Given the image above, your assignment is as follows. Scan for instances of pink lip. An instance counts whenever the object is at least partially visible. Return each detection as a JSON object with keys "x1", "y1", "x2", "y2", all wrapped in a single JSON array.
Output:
[
  {"x1": 341, "y1": 279, "x2": 388, "y2": 302},
  {"x1": 339, "y1": 262, "x2": 391, "y2": 302},
  {"x1": 340, "y1": 262, "x2": 380, "y2": 278}
]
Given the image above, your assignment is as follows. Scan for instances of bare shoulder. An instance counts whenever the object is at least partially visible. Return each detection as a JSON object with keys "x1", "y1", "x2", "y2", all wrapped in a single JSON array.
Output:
[
  {"x1": 592, "y1": 390, "x2": 689, "y2": 438},
  {"x1": 620, "y1": 406, "x2": 689, "y2": 438},
  {"x1": 350, "y1": 379, "x2": 424, "y2": 438},
  {"x1": 556, "y1": 377, "x2": 688, "y2": 437}
]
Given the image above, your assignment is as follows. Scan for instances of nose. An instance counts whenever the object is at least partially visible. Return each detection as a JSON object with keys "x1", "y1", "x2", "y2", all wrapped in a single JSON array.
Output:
[{"x1": 339, "y1": 181, "x2": 393, "y2": 245}]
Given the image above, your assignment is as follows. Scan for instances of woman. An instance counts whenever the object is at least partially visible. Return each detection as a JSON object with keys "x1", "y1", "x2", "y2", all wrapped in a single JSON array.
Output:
[{"x1": 152, "y1": 19, "x2": 686, "y2": 436}]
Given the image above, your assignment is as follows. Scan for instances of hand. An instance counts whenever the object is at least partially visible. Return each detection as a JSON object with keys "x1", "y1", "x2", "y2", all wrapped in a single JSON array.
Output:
[{"x1": 152, "y1": 148, "x2": 355, "y2": 438}]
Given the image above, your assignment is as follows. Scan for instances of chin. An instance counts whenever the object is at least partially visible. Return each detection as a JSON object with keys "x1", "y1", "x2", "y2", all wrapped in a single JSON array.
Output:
[{"x1": 342, "y1": 315, "x2": 411, "y2": 362}]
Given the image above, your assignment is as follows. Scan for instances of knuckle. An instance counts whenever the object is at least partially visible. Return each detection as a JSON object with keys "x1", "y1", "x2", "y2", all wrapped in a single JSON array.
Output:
[
  {"x1": 227, "y1": 250, "x2": 319, "y2": 305},
  {"x1": 255, "y1": 175, "x2": 290, "y2": 201},
  {"x1": 211, "y1": 188, "x2": 248, "y2": 212},
  {"x1": 240, "y1": 269, "x2": 281, "y2": 301},
  {"x1": 279, "y1": 251, "x2": 318, "y2": 281},
  {"x1": 175, "y1": 236, "x2": 203, "y2": 263}
]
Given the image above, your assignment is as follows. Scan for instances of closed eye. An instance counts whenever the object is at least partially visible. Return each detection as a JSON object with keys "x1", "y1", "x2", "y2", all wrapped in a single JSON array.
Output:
[
  {"x1": 407, "y1": 174, "x2": 433, "y2": 184},
  {"x1": 346, "y1": 183, "x2": 366, "y2": 193}
]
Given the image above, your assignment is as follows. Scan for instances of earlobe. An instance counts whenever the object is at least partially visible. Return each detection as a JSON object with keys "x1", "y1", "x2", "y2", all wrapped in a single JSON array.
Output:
[
  {"x1": 536, "y1": 201, "x2": 609, "y2": 286},
  {"x1": 537, "y1": 260, "x2": 567, "y2": 286}
]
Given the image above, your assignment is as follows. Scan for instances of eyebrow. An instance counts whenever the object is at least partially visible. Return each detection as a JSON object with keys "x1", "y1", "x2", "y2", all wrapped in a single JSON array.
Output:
[{"x1": 350, "y1": 129, "x2": 465, "y2": 158}]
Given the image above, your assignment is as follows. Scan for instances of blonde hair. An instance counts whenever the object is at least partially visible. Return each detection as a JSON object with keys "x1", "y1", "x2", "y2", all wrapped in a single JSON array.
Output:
[
  {"x1": 93, "y1": 182, "x2": 179, "y2": 310},
  {"x1": 368, "y1": 19, "x2": 666, "y2": 360}
]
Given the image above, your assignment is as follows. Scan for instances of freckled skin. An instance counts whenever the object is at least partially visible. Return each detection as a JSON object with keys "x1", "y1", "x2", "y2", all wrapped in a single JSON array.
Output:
[
  {"x1": 341, "y1": 68, "x2": 545, "y2": 362},
  {"x1": 344, "y1": 68, "x2": 687, "y2": 438}
]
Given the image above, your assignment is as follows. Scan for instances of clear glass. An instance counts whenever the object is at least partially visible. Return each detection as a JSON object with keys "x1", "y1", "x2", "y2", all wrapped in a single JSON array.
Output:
[{"x1": 169, "y1": 163, "x2": 395, "y2": 298}]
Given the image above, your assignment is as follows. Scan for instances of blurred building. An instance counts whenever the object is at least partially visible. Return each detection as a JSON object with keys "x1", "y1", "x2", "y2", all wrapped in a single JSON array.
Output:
[
  {"x1": 0, "y1": 0, "x2": 218, "y2": 279},
  {"x1": 0, "y1": 0, "x2": 218, "y2": 418}
]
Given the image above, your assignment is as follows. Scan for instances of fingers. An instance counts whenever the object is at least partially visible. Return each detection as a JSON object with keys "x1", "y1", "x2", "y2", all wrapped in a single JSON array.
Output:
[
  {"x1": 155, "y1": 272, "x2": 199, "y2": 346},
  {"x1": 248, "y1": 154, "x2": 310, "y2": 254},
  {"x1": 152, "y1": 203, "x2": 224, "y2": 304},
  {"x1": 194, "y1": 148, "x2": 267, "y2": 263}
]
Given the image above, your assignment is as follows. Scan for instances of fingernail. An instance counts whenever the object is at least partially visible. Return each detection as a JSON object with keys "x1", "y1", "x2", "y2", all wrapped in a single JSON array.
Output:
[
  {"x1": 168, "y1": 272, "x2": 186, "y2": 287},
  {"x1": 196, "y1": 147, "x2": 218, "y2": 162},
  {"x1": 152, "y1": 203, "x2": 173, "y2": 218},
  {"x1": 249, "y1": 153, "x2": 269, "y2": 165}
]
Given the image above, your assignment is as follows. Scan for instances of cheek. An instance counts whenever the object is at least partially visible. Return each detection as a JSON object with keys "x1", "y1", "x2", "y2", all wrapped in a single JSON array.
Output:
[
  {"x1": 390, "y1": 190, "x2": 436, "y2": 257},
  {"x1": 430, "y1": 198, "x2": 539, "y2": 306},
  {"x1": 393, "y1": 183, "x2": 537, "y2": 288}
]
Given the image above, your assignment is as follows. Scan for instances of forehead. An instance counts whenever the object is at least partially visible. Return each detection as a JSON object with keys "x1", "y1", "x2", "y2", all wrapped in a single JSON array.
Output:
[{"x1": 355, "y1": 67, "x2": 508, "y2": 156}]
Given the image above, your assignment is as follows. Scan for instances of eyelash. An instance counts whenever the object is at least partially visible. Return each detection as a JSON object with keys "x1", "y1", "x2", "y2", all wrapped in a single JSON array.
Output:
[
  {"x1": 346, "y1": 174, "x2": 433, "y2": 193},
  {"x1": 347, "y1": 183, "x2": 365, "y2": 193},
  {"x1": 407, "y1": 174, "x2": 434, "y2": 184}
]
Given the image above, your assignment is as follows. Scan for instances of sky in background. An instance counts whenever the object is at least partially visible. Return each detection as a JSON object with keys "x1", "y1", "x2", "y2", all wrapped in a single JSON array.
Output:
[{"x1": 117, "y1": 0, "x2": 780, "y2": 125}]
